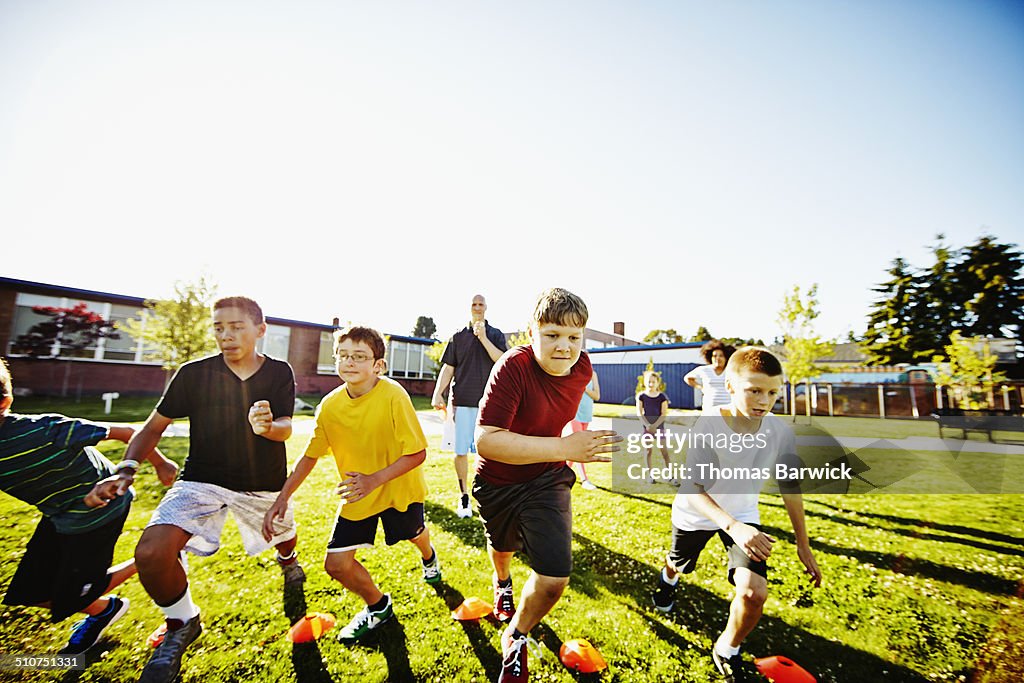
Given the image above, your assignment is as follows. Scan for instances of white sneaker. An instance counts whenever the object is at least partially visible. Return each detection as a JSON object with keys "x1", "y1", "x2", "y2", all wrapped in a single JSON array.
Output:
[
  {"x1": 456, "y1": 497, "x2": 473, "y2": 518},
  {"x1": 580, "y1": 479, "x2": 597, "y2": 491}
]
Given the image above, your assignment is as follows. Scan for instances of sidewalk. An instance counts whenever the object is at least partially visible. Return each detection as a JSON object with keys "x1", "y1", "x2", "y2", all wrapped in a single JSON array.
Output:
[{"x1": 158, "y1": 412, "x2": 1024, "y2": 455}]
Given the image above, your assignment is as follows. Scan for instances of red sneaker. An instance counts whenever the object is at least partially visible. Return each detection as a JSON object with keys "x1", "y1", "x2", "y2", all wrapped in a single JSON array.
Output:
[
  {"x1": 493, "y1": 576, "x2": 516, "y2": 622},
  {"x1": 499, "y1": 626, "x2": 528, "y2": 683}
]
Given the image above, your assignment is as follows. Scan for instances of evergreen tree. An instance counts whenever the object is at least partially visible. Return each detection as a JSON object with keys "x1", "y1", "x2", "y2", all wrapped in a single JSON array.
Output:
[
  {"x1": 955, "y1": 235, "x2": 1024, "y2": 341},
  {"x1": 861, "y1": 257, "x2": 919, "y2": 364},
  {"x1": 412, "y1": 316, "x2": 437, "y2": 339}
]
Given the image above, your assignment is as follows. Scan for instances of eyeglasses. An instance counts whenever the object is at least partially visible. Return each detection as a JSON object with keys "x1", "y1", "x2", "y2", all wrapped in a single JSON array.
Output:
[{"x1": 335, "y1": 352, "x2": 375, "y2": 364}]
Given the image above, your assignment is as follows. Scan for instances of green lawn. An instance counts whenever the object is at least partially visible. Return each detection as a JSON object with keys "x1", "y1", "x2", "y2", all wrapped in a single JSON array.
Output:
[{"x1": 0, "y1": 412, "x2": 1022, "y2": 682}]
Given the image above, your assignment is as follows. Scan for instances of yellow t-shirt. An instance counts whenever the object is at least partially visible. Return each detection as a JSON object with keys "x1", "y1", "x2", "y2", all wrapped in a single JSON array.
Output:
[{"x1": 303, "y1": 377, "x2": 428, "y2": 520}]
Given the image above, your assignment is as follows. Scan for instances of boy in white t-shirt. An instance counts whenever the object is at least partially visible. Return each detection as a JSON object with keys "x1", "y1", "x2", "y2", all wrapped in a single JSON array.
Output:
[{"x1": 651, "y1": 347, "x2": 822, "y2": 683}]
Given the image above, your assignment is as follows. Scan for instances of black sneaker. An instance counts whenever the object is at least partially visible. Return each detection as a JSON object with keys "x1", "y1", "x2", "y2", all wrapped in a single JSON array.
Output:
[
  {"x1": 712, "y1": 649, "x2": 758, "y2": 683},
  {"x1": 652, "y1": 576, "x2": 675, "y2": 613},
  {"x1": 138, "y1": 615, "x2": 202, "y2": 683},
  {"x1": 58, "y1": 595, "x2": 130, "y2": 655}
]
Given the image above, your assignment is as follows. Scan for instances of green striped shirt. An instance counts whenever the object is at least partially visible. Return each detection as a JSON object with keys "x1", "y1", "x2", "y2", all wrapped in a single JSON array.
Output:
[{"x1": 0, "y1": 413, "x2": 133, "y2": 533}]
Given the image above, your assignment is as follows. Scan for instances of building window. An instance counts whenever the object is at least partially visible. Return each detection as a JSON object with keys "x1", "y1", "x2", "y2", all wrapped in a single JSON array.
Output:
[
  {"x1": 7, "y1": 294, "x2": 159, "y2": 364},
  {"x1": 317, "y1": 331, "x2": 336, "y2": 374},
  {"x1": 386, "y1": 339, "x2": 434, "y2": 379},
  {"x1": 260, "y1": 324, "x2": 291, "y2": 361}
]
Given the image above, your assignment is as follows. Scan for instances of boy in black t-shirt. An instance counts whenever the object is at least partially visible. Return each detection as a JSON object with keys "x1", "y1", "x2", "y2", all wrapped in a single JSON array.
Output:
[{"x1": 118, "y1": 296, "x2": 302, "y2": 683}]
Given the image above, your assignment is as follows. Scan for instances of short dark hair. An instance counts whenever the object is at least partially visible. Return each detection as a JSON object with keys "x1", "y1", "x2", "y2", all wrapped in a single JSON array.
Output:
[
  {"x1": 726, "y1": 347, "x2": 783, "y2": 378},
  {"x1": 213, "y1": 296, "x2": 264, "y2": 325},
  {"x1": 0, "y1": 357, "x2": 11, "y2": 404},
  {"x1": 531, "y1": 288, "x2": 588, "y2": 328},
  {"x1": 700, "y1": 339, "x2": 736, "y2": 364},
  {"x1": 334, "y1": 326, "x2": 387, "y2": 361}
]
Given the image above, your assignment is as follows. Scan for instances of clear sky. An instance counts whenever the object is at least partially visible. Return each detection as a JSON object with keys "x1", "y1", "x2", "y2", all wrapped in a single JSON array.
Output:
[{"x1": 2, "y1": 1, "x2": 1022, "y2": 344}]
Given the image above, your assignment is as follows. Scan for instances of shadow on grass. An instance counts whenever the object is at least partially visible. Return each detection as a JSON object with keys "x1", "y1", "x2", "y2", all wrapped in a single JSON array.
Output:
[
  {"x1": 598, "y1": 486, "x2": 673, "y2": 509},
  {"x1": 570, "y1": 531, "x2": 931, "y2": 683},
  {"x1": 58, "y1": 640, "x2": 118, "y2": 683},
  {"x1": 423, "y1": 500, "x2": 488, "y2": 549},
  {"x1": 346, "y1": 617, "x2": 415, "y2": 683},
  {"x1": 430, "y1": 581, "x2": 503, "y2": 680},
  {"x1": 757, "y1": 521, "x2": 1020, "y2": 596},
  {"x1": 763, "y1": 498, "x2": 1024, "y2": 558},
  {"x1": 285, "y1": 580, "x2": 334, "y2": 683},
  {"x1": 804, "y1": 498, "x2": 1024, "y2": 547}
]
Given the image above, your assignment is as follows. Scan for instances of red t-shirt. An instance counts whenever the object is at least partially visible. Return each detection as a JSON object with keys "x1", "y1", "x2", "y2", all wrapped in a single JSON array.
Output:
[{"x1": 476, "y1": 345, "x2": 593, "y2": 486}]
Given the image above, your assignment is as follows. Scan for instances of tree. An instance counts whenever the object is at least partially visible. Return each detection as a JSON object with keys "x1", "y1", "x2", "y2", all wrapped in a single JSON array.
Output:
[
  {"x1": 11, "y1": 303, "x2": 120, "y2": 397},
  {"x1": 123, "y1": 276, "x2": 218, "y2": 373},
  {"x1": 688, "y1": 326, "x2": 713, "y2": 342},
  {"x1": 412, "y1": 316, "x2": 437, "y2": 339},
  {"x1": 425, "y1": 341, "x2": 446, "y2": 377},
  {"x1": 955, "y1": 235, "x2": 1024, "y2": 342},
  {"x1": 934, "y1": 331, "x2": 1007, "y2": 409},
  {"x1": 644, "y1": 329, "x2": 683, "y2": 345},
  {"x1": 861, "y1": 257, "x2": 920, "y2": 365},
  {"x1": 507, "y1": 330, "x2": 531, "y2": 348},
  {"x1": 777, "y1": 284, "x2": 834, "y2": 418},
  {"x1": 862, "y1": 234, "x2": 1024, "y2": 365},
  {"x1": 635, "y1": 357, "x2": 664, "y2": 394},
  {"x1": 720, "y1": 335, "x2": 766, "y2": 349}
]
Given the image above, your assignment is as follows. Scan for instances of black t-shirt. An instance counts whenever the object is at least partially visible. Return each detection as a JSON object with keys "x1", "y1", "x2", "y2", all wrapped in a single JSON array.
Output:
[
  {"x1": 157, "y1": 354, "x2": 296, "y2": 491},
  {"x1": 440, "y1": 322, "x2": 508, "y2": 407}
]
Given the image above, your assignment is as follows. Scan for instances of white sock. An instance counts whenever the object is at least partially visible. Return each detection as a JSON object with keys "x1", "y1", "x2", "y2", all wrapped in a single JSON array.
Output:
[
  {"x1": 160, "y1": 585, "x2": 200, "y2": 623},
  {"x1": 715, "y1": 639, "x2": 740, "y2": 658},
  {"x1": 277, "y1": 550, "x2": 297, "y2": 563},
  {"x1": 661, "y1": 568, "x2": 679, "y2": 585}
]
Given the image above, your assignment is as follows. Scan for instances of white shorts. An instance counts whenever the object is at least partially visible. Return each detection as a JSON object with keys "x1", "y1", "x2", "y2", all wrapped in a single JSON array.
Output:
[{"x1": 147, "y1": 481, "x2": 297, "y2": 557}]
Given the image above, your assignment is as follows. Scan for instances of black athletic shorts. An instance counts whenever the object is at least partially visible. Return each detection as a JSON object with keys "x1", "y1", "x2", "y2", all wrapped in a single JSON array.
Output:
[
  {"x1": 473, "y1": 465, "x2": 576, "y2": 578},
  {"x1": 327, "y1": 503, "x2": 426, "y2": 551},
  {"x1": 667, "y1": 524, "x2": 769, "y2": 585},
  {"x1": 3, "y1": 507, "x2": 130, "y2": 622}
]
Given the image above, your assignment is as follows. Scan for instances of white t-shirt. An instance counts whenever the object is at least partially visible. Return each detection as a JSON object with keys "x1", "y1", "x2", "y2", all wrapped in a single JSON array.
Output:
[
  {"x1": 693, "y1": 365, "x2": 730, "y2": 412},
  {"x1": 671, "y1": 413, "x2": 797, "y2": 531}
]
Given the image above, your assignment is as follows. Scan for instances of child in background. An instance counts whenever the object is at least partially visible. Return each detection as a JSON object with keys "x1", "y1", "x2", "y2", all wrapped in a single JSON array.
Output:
[
  {"x1": 567, "y1": 370, "x2": 601, "y2": 490},
  {"x1": 636, "y1": 370, "x2": 671, "y2": 483}
]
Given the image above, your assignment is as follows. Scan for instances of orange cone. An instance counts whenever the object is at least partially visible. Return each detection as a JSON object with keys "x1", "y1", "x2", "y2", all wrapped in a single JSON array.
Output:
[
  {"x1": 559, "y1": 639, "x2": 608, "y2": 673},
  {"x1": 287, "y1": 613, "x2": 337, "y2": 643},
  {"x1": 754, "y1": 655, "x2": 816, "y2": 682},
  {"x1": 147, "y1": 623, "x2": 167, "y2": 648},
  {"x1": 451, "y1": 597, "x2": 493, "y2": 621}
]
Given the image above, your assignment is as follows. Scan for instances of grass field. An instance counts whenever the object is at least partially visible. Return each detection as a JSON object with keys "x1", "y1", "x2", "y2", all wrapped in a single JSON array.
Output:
[{"x1": 0, "y1": 403, "x2": 1022, "y2": 682}]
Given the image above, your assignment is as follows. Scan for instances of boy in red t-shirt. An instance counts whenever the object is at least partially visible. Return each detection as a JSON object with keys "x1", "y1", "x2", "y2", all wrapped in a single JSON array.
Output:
[{"x1": 475, "y1": 288, "x2": 621, "y2": 683}]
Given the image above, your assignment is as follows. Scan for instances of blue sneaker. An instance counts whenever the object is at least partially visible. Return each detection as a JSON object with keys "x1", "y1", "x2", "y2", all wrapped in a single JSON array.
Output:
[{"x1": 58, "y1": 595, "x2": 130, "y2": 655}]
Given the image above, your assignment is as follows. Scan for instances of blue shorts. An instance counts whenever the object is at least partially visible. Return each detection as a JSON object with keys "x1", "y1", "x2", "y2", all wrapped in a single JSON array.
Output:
[{"x1": 455, "y1": 406, "x2": 479, "y2": 456}]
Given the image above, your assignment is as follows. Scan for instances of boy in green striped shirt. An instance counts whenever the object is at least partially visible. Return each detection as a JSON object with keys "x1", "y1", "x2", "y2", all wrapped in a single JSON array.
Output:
[{"x1": 0, "y1": 357, "x2": 177, "y2": 655}]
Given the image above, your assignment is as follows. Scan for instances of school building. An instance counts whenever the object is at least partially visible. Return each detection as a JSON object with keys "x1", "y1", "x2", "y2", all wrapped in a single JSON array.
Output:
[{"x1": 0, "y1": 277, "x2": 438, "y2": 398}]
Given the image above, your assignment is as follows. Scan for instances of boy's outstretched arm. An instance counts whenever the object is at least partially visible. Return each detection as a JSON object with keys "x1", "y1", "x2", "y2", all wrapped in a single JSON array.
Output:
[
  {"x1": 782, "y1": 492, "x2": 822, "y2": 587},
  {"x1": 338, "y1": 449, "x2": 427, "y2": 503},
  {"x1": 476, "y1": 425, "x2": 621, "y2": 465},
  {"x1": 106, "y1": 425, "x2": 178, "y2": 486},
  {"x1": 262, "y1": 455, "x2": 319, "y2": 540},
  {"x1": 114, "y1": 411, "x2": 175, "y2": 494}
]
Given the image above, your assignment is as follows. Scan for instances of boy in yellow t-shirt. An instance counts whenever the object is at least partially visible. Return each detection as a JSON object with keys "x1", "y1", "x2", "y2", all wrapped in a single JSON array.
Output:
[{"x1": 262, "y1": 326, "x2": 438, "y2": 642}]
